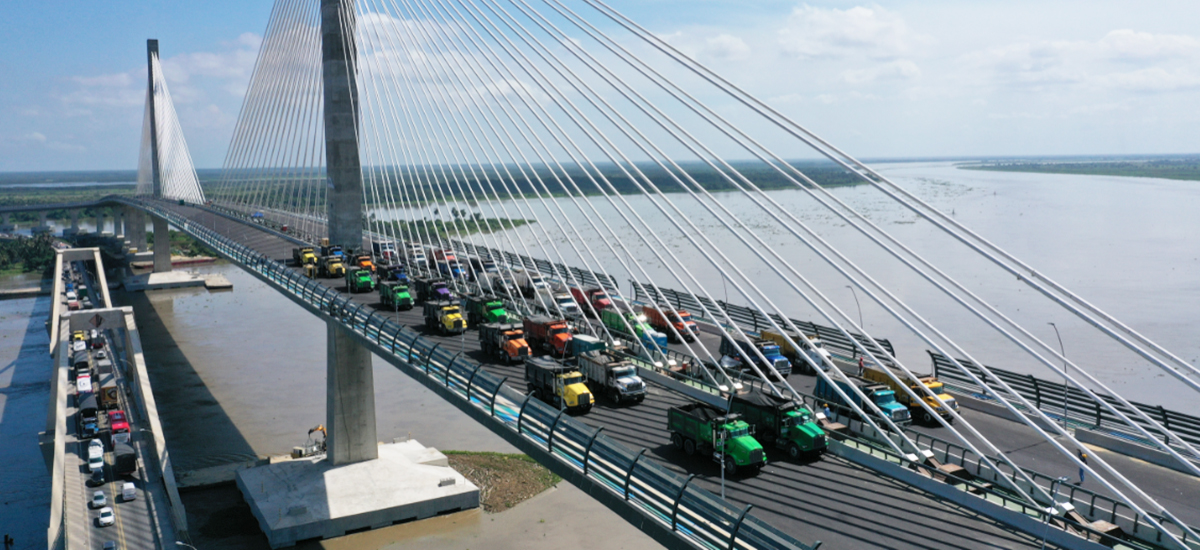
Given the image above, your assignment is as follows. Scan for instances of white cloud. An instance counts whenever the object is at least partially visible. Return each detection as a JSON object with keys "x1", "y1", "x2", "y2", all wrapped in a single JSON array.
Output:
[
  {"x1": 23, "y1": 132, "x2": 47, "y2": 143},
  {"x1": 777, "y1": 5, "x2": 928, "y2": 60},
  {"x1": 702, "y1": 34, "x2": 750, "y2": 60},
  {"x1": 1097, "y1": 29, "x2": 1200, "y2": 61},
  {"x1": 841, "y1": 59, "x2": 921, "y2": 84}
]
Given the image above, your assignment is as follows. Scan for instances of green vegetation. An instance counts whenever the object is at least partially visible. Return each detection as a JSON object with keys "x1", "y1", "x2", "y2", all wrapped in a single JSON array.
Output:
[
  {"x1": 370, "y1": 213, "x2": 532, "y2": 239},
  {"x1": 147, "y1": 229, "x2": 218, "y2": 258},
  {"x1": 961, "y1": 157, "x2": 1200, "y2": 182},
  {"x1": 444, "y1": 451, "x2": 561, "y2": 512},
  {"x1": 0, "y1": 184, "x2": 134, "y2": 224},
  {"x1": 0, "y1": 234, "x2": 58, "y2": 278}
]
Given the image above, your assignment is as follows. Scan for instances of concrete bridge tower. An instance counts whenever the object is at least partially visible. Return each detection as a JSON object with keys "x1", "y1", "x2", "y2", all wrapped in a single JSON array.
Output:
[{"x1": 321, "y1": 0, "x2": 377, "y2": 465}]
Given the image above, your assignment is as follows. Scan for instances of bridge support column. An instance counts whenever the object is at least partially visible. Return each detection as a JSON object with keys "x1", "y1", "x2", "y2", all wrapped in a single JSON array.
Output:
[
  {"x1": 70, "y1": 211, "x2": 80, "y2": 230},
  {"x1": 33, "y1": 212, "x2": 51, "y2": 234},
  {"x1": 152, "y1": 216, "x2": 171, "y2": 273},
  {"x1": 126, "y1": 207, "x2": 147, "y2": 251},
  {"x1": 115, "y1": 210, "x2": 125, "y2": 239},
  {"x1": 93, "y1": 212, "x2": 104, "y2": 235},
  {"x1": 0, "y1": 213, "x2": 11, "y2": 232},
  {"x1": 325, "y1": 321, "x2": 377, "y2": 465}
]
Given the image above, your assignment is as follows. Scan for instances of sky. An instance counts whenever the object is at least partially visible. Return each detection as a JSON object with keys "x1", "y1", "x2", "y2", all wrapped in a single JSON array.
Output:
[{"x1": 0, "y1": 0, "x2": 1197, "y2": 172}]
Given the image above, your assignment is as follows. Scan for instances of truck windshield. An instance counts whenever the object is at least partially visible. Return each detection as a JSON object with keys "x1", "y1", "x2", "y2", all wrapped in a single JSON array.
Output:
[
  {"x1": 562, "y1": 374, "x2": 583, "y2": 385},
  {"x1": 549, "y1": 327, "x2": 568, "y2": 336},
  {"x1": 612, "y1": 366, "x2": 635, "y2": 378},
  {"x1": 725, "y1": 426, "x2": 749, "y2": 439},
  {"x1": 875, "y1": 392, "x2": 898, "y2": 406}
]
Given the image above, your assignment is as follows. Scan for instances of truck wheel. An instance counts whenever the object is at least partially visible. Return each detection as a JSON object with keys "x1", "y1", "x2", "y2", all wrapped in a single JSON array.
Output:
[
  {"x1": 923, "y1": 411, "x2": 934, "y2": 424},
  {"x1": 787, "y1": 442, "x2": 801, "y2": 460},
  {"x1": 683, "y1": 439, "x2": 696, "y2": 456},
  {"x1": 723, "y1": 456, "x2": 737, "y2": 476},
  {"x1": 671, "y1": 433, "x2": 683, "y2": 450},
  {"x1": 608, "y1": 388, "x2": 620, "y2": 403}
]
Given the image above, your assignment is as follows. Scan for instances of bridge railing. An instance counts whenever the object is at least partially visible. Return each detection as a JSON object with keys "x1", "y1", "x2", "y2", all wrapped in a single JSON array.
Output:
[
  {"x1": 929, "y1": 352, "x2": 1200, "y2": 452},
  {"x1": 123, "y1": 197, "x2": 818, "y2": 550}
]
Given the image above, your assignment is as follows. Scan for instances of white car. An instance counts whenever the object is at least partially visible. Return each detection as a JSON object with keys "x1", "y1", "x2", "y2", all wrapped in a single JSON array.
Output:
[
  {"x1": 91, "y1": 490, "x2": 107, "y2": 509},
  {"x1": 88, "y1": 454, "x2": 105, "y2": 473},
  {"x1": 89, "y1": 439, "x2": 105, "y2": 457},
  {"x1": 121, "y1": 482, "x2": 137, "y2": 502},
  {"x1": 66, "y1": 290, "x2": 78, "y2": 301},
  {"x1": 97, "y1": 506, "x2": 115, "y2": 527}
]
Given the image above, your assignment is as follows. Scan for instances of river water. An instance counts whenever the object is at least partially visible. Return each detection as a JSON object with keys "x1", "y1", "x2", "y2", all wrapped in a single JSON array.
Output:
[{"x1": 0, "y1": 296, "x2": 53, "y2": 546}]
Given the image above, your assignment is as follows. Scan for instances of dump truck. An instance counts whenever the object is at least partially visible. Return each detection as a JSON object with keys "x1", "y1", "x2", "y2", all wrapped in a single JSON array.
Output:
[
  {"x1": 760, "y1": 329, "x2": 831, "y2": 374},
  {"x1": 516, "y1": 271, "x2": 551, "y2": 299},
  {"x1": 412, "y1": 276, "x2": 453, "y2": 303},
  {"x1": 719, "y1": 336, "x2": 792, "y2": 379},
  {"x1": 523, "y1": 315, "x2": 573, "y2": 356},
  {"x1": 861, "y1": 367, "x2": 959, "y2": 424},
  {"x1": 349, "y1": 254, "x2": 375, "y2": 274},
  {"x1": 378, "y1": 264, "x2": 410, "y2": 285},
  {"x1": 668, "y1": 402, "x2": 766, "y2": 475},
  {"x1": 437, "y1": 259, "x2": 466, "y2": 279},
  {"x1": 463, "y1": 295, "x2": 509, "y2": 325},
  {"x1": 728, "y1": 390, "x2": 827, "y2": 459},
  {"x1": 319, "y1": 239, "x2": 344, "y2": 259},
  {"x1": 479, "y1": 323, "x2": 530, "y2": 364},
  {"x1": 345, "y1": 268, "x2": 375, "y2": 293},
  {"x1": 814, "y1": 377, "x2": 911, "y2": 426},
  {"x1": 405, "y1": 243, "x2": 427, "y2": 268},
  {"x1": 552, "y1": 293, "x2": 581, "y2": 319},
  {"x1": 379, "y1": 281, "x2": 414, "y2": 310},
  {"x1": 642, "y1": 304, "x2": 699, "y2": 343},
  {"x1": 372, "y1": 240, "x2": 399, "y2": 263},
  {"x1": 524, "y1": 357, "x2": 593, "y2": 413},
  {"x1": 292, "y1": 246, "x2": 318, "y2": 266},
  {"x1": 571, "y1": 287, "x2": 613, "y2": 317},
  {"x1": 423, "y1": 300, "x2": 466, "y2": 335},
  {"x1": 600, "y1": 308, "x2": 668, "y2": 355},
  {"x1": 568, "y1": 333, "x2": 608, "y2": 356},
  {"x1": 577, "y1": 350, "x2": 646, "y2": 403},
  {"x1": 318, "y1": 255, "x2": 345, "y2": 278}
]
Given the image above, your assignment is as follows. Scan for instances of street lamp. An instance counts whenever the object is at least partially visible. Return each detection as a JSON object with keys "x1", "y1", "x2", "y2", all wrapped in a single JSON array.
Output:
[
  {"x1": 1048, "y1": 322, "x2": 1067, "y2": 427},
  {"x1": 846, "y1": 286, "x2": 863, "y2": 329},
  {"x1": 1040, "y1": 476, "x2": 1070, "y2": 550}
]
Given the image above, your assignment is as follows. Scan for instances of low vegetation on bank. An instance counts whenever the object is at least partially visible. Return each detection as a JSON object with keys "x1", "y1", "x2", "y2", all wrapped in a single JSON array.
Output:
[
  {"x1": 444, "y1": 451, "x2": 561, "y2": 513},
  {"x1": 961, "y1": 158, "x2": 1200, "y2": 181},
  {"x1": 0, "y1": 234, "x2": 57, "y2": 278},
  {"x1": 146, "y1": 229, "x2": 218, "y2": 258}
]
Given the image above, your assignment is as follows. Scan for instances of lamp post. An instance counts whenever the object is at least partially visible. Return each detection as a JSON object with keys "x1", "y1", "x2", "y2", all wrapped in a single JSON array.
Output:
[
  {"x1": 846, "y1": 285, "x2": 863, "y2": 329},
  {"x1": 1048, "y1": 322, "x2": 1067, "y2": 427},
  {"x1": 1040, "y1": 476, "x2": 1069, "y2": 550}
]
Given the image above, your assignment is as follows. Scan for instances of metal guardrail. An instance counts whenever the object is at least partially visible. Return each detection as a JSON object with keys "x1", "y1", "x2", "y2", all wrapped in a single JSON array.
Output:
[
  {"x1": 631, "y1": 283, "x2": 895, "y2": 363},
  {"x1": 123, "y1": 197, "x2": 818, "y2": 550},
  {"x1": 929, "y1": 352, "x2": 1200, "y2": 451}
]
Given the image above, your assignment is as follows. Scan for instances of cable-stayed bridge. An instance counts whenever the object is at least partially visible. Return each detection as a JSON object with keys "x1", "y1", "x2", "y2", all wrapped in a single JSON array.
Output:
[{"x1": 31, "y1": 1, "x2": 1200, "y2": 549}]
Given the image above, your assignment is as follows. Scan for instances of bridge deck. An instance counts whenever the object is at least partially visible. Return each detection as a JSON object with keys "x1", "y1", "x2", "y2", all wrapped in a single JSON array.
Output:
[{"x1": 154, "y1": 201, "x2": 1200, "y2": 549}]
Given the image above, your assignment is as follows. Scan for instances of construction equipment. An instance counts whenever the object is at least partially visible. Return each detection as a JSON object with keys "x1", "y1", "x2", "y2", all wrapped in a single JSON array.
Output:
[
  {"x1": 525, "y1": 357, "x2": 593, "y2": 413},
  {"x1": 379, "y1": 281, "x2": 414, "y2": 311},
  {"x1": 423, "y1": 300, "x2": 467, "y2": 335},
  {"x1": 728, "y1": 390, "x2": 827, "y2": 460},
  {"x1": 479, "y1": 323, "x2": 531, "y2": 364},
  {"x1": 345, "y1": 268, "x2": 375, "y2": 293},
  {"x1": 292, "y1": 246, "x2": 318, "y2": 266},
  {"x1": 668, "y1": 402, "x2": 766, "y2": 476}
]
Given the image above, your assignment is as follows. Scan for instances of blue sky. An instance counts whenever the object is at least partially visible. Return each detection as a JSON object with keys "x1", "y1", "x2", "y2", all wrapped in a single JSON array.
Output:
[{"x1": 1, "y1": 0, "x2": 1197, "y2": 172}]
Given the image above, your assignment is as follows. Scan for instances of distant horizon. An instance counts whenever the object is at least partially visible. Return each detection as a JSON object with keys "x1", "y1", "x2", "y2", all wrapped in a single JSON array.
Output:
[{"x1": 2, "y1": 152, "x2": 1198, "y2": 181}]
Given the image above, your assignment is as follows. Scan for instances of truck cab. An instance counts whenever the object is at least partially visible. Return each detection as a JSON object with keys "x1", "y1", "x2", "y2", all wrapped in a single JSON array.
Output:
[
  {"x1": 551, "y1": 293, "x2": 581, "y2": 319},
  {"x1": 523, "y1": 315, "x2": 573, "y2": 356},
  {"x1": 814, "y1": 377, "x2": 911, "y2": 426},
  {"x1": 371, "y1": 240, "x2": 398, "y2": 263},
  {"x1": 379, "y1": 264, "x2": 410, "y2": 285},
  {"x1": 437, "y1": 260, "x2": 465, "y2": 279},
  {"x1": 379, "y1": 281, "x2": 414, "y2": 310},
  {"x1": 668, "y1": 403, "x2": 766, "y2": 475},
  {"x1": 643, "y1": 305, "x2": 699, "y2": 343},
  {"x1": 861, "y1": 367, "x2": 959, "y2": 424},
  {"x1": 464, "y1": 295, "x2": 509, "y2": 325},
  {"x1": 571, "y1": 287, "x2": 613, "y2": 317},
  {"x1": 729, "y1": 390, "x2": 827, "y2": 459},
  {"x1": 760, "y1": 329, "x2": 831, "y2": 374},
  {"x1": 423, "y1": 301, "x2": 467, "y2": 335},
  {"x1": 578, "y1": 350, "x2": 646, "y2": 403},
  {"x1": 525, "y1": 357, "x2": 593, "y2": 413},
  {"x1": 293, "y1": 246, "x2": 318, "y2": 266},
  {"x1": 413, "y1": 277, "x2": 453, "y2": 303},
  {"x1": 719, "y1": 336, "x2": 793, "y2": 380},
  {"x1": 480, "y1": 323, "x2": 531, "y2": 364},
  {"x1": 319, "y1": 255, "x2": 346, "y2": 278},
  {"x1": 600, "y1": 309, "x2": 668, "y2": 354},
  {"x1": 345, "y1": 268, "x2": 375, "y2": 293}
]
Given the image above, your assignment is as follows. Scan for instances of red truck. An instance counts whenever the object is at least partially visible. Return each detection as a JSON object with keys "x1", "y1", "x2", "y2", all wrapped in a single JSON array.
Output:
[
  {"x1": 523, "y1": 315, "x2": 573, "y2": 356},
  {"x1": 570, "y1": 287, "x2": 613, "y2": 318},
  {"x1": 643, "y1": 304, "x2": 699, "y2": 343}
]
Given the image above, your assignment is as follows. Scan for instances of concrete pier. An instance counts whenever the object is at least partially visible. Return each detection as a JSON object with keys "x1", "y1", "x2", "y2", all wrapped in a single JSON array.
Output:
[
  {"x1": 127, "y1": 207, "x2": 147, "y2": 251},
  {"x1": 326, "y1": 321, "x2": 377, "y2": 464},
  {"x1": 152, "y1": 215, "x2": 172, "y2": 273}
]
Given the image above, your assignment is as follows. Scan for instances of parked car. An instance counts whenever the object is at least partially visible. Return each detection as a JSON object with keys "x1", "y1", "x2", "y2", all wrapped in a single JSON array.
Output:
[
  {"x1": 91, "y1": 490, "x2": 107, "y2": 509},
  {"x1": 97, "y1": 507, "x2": 115, "y2": 527}
]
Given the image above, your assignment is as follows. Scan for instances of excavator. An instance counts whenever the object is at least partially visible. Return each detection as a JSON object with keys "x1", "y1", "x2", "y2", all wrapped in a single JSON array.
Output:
[{"x1": 292, "y1": 425, "x2": 327, "y2": 458}]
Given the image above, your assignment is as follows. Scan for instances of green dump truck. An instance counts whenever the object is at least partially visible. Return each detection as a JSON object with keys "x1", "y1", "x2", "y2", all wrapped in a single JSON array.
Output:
[
  {"x1": 463, "y1": 295, "x2": 509, "y2": 325},
  {"x1": 345, "y1": 268, "x2": 375, "y2": 293},
  {"x1": 728, "y1": 390, "x2": 827, "y2": 460},
  {"x1": 668, "y1": 402, "x2": 766, "y2": 475},
  {"x1": 379, "y1": 281, "x2": 413, "y2": 311}
]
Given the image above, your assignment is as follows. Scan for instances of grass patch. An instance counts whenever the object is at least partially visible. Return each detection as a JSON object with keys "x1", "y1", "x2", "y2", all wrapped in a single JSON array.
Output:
[
  {"x1": 961, "y1": 158, "x2": 1200, "y2": 181},
  {"x1": 444, "y1": 451, "x2": 561, "y2": 513}
]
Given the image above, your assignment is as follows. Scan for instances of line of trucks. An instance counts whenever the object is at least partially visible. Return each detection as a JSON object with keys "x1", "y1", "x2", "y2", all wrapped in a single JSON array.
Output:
[{"x1": 813, "y1": 365, "x2": 959, "y2": 426}]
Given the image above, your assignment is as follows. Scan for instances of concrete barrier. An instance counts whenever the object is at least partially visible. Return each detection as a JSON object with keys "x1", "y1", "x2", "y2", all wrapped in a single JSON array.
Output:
[{"x1": 1075, "y1": 429, "x2": 1200, "y2": 479}]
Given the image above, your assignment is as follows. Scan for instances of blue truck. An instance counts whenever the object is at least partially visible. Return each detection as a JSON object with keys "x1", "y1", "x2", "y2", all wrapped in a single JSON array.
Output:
[
  {"x1": 719, "y1": 336, "x2": 792, "y2": 380},
  {"x1": 814, "y1": 377, "x2": 911, "y2": 426}
]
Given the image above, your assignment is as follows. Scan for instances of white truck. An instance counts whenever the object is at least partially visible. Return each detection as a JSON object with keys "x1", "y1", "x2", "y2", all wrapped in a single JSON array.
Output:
[{"x1": 577, "y1": 349, "x2": 647, "y2": 404}]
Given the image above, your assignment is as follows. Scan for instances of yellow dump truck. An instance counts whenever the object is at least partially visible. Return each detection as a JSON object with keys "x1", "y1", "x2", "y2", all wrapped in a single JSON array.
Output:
[
  {"x1": 318, "y1": 255, "x2": 345, "y2": 278},
  {"x1": 861, "y1": 367, "x2": 958, "y2": 425}
]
